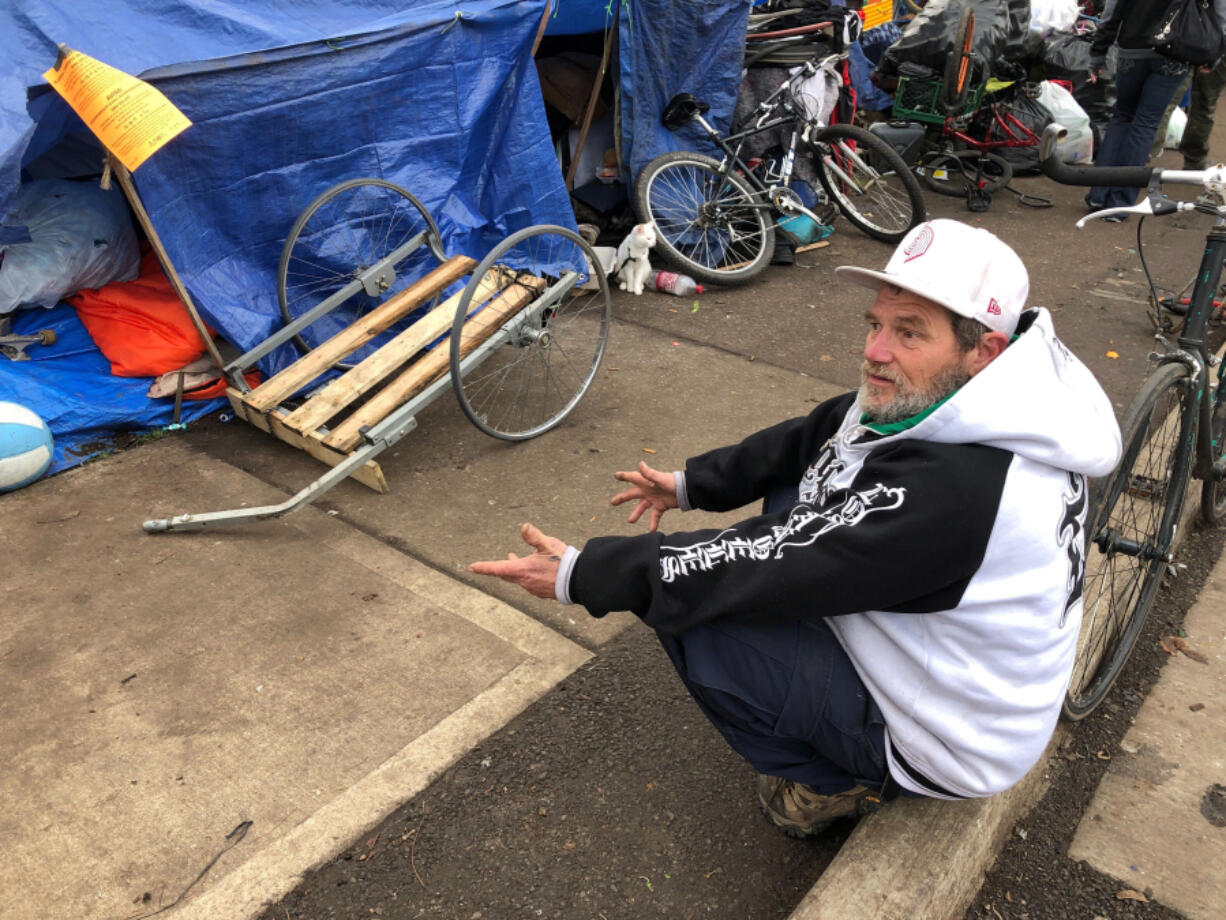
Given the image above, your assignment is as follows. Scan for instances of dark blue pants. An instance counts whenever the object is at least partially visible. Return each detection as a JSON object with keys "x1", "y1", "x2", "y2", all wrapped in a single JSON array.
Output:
[
  {"x1": 654, "y1": 482, "x2": 889, "y2": 795},
  {"x1": 1089, "y1": 54, "x2": 1190, "y2": 210}
]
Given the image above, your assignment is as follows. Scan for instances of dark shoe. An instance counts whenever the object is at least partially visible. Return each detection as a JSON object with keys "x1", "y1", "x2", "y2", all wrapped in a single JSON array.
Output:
[
  {"x1": 757, "y1": 774, "x2": 881, "y2": 838},
  {"x1": 771, "y1": 238, "x2": 796, "y2": 265},
  {"x1": 1102, "y1": 213, "x2": 1127, "y2": 223}
]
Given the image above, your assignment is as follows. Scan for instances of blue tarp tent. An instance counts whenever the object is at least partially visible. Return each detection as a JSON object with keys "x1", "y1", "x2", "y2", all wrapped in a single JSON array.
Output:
[{"x1": 0, "y1": 0, "x2": 749, "y2": 473}]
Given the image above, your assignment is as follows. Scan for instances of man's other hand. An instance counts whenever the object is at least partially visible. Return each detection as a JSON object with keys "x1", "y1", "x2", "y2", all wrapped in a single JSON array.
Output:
[
  {"x1": 610, "y1": 460, "x2": 678, "y2": 532},
  {"x1": 469, "y1": 523, "x2": 567, "y2": 599}
]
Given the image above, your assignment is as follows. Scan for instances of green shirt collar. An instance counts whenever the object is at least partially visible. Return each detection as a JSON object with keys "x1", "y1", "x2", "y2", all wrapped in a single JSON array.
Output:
[{"x1": 860, "y1": 391, "x2": 955, "y2": 435}]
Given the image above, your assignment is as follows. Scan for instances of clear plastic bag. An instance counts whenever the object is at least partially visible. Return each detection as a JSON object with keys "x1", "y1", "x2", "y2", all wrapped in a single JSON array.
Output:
[{"x1": 0, "y1": 180, "x2": 140, "y2": 314}]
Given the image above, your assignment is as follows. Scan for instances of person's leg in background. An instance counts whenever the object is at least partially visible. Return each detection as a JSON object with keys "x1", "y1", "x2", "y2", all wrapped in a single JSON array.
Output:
[
  {"x1": 1179, "y1": 57, "x2": 1226, "y2": 171},
  {"x1": 1149, "y1": 73, "x2": 1192, "y2": 162},
  {"x1": 1089, "y1": 55, "x2": 1191, "y2": 211}
]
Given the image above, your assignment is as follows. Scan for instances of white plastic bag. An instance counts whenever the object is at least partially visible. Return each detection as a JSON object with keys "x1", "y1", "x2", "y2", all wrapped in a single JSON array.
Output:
[
  {"x1": 791, "y1": 59, "x2": 842, "y2": 127},
  {"x1": 1028, "y1": 0, "x2": 1079, "y2": 36},
  {"x1": 1165, "y1": 106, "x2": 1187, "y2": 149},
  {"x1": 1036, "y1": 81, "x2": 1094, "y2": 164},
  {"x1": 0, "y1": 179, "x2": 140, "y2": 314}
]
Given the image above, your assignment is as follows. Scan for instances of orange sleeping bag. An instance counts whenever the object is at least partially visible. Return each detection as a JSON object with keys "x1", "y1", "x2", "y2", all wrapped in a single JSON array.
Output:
[{"x1": 70, "y1": 247, "x2": 213, "y2": 377}]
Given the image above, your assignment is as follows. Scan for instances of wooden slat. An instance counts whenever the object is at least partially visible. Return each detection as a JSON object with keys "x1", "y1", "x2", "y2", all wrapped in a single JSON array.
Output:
[
  {"x1": 280, "y1": 271, "x2": 502, "y2": 436},
  {"x1": 227, "y1": 389, "x2": 389, "y2": 494},
  {"x1": 323, "y1": 273, "x2": 546, "y2": 452},
  {"x1": 244, "y1": 255, "x2": 477, "y2": 413}
]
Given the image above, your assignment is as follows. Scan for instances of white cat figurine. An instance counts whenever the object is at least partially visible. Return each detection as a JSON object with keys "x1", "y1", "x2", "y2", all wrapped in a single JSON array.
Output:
[{"x1": 616, "y1": 222, "x2": 657, "y2": 295}]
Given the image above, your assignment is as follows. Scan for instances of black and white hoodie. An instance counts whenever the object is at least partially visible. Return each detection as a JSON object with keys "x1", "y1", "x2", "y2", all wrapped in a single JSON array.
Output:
[{"x1": 564, "y1": 308, "x2": 1123, "y2": 798}]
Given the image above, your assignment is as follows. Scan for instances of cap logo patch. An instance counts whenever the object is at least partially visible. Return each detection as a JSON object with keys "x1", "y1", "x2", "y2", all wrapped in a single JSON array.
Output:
[
  {"x1": 987, "y1": 297, "x2": 1002, "y2": 316},
  {"x1": 903, "y1": 224, "x2": 934, "y2": 262}
]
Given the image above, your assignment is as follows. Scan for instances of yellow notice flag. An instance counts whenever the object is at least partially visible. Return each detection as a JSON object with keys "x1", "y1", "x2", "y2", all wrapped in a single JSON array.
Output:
[{"x1": 43, "y1": 45, "x2": 191, "y2": 172}]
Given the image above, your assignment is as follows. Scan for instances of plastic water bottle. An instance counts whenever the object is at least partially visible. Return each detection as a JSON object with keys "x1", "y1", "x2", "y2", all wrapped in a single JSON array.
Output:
[{"x1": 651, "y1": 270, "x2": 703, "y2": 296}]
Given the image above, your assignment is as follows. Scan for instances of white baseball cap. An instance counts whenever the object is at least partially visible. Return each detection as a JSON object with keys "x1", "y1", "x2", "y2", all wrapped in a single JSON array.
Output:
[{"x1": 834, "y1": 219, "x2": 1029, "y2": 336}]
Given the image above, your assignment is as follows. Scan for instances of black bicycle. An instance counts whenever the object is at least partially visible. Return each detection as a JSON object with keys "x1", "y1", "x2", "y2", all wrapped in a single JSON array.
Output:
[
  {"x1": 634, "y1": 19, "x2": 925, "y2": 286},
  {"x1": 1039, "y1": 125, "x2": 1226, "y2": 720}
]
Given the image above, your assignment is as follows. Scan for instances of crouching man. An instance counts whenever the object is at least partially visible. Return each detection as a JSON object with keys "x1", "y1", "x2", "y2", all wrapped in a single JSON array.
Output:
[{"x1": 470, "y1": 219, "x2": 1122, "y2": 837}]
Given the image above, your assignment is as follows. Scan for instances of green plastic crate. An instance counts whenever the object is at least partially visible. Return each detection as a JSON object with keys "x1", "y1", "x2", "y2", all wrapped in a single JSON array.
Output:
[{"x1": 892, "y1": 76, "x2": 985, "y2": 125}]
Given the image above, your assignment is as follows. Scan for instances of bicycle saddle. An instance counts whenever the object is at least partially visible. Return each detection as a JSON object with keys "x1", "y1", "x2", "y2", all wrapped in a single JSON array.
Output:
[{"x1": 662, "y1": 93, "x2": 710, "y2": 131}]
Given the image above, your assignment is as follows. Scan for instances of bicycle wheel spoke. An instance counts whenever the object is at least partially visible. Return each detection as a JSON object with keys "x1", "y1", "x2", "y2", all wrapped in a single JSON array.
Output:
[
  {"x1": 634, "y1": 152, "x2": 774, "y2": 284},
  {"x1": 1065, "y1": 365, "x2": 1192, "y2": 719},
  {"x1": 450, "y1": 226, "x2": 610, "y2": 440},
  {"x1": 813, "y1": 124, "x2": 924, "y2": 242}
]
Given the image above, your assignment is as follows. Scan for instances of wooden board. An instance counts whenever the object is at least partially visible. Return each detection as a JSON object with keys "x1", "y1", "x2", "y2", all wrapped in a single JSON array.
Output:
[
  {"x1": 280, "y1": 271, "x2": 501, "y2": 436},
  {"x1": 243, "y1": 255, "x2": 476, "y2": 413},
  {"x1": 322, "y1": 272, "x2": 545, "y2": 452},
  {"x1": 226, "y1": 389, "x2": 389, "y2": 494}
]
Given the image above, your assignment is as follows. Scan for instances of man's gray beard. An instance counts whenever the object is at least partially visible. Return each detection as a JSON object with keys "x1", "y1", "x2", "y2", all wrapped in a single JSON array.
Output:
[{"x1": 859, "y1": 362, "x2": 972, "y2": 424}]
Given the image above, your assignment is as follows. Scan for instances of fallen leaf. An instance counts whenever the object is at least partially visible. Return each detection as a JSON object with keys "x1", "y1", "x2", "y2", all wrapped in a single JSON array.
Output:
[
  {"x1": 642, "y1": 448, "x2": 657, "y2": 454},
  {"x1": 1096, "y1": 748, "x2": 1112, "y2": 760},
  {"x1": 1161, "y1": 635, "x2": 1210, "y2": 663},
  {"x1": 1116, "y1": 889, "x2": 1148, "y2": 902},
  {"x1": 819, "y1": 354, "x2": 834, "y2": 362},
  {"x1": 691, "y1": 301, "x2": 700, "y2": 313},
  {"x1": 1106, "y1": 350, "x2": 1120, "y2": 359},
  {"x1": 1190, "y1": 702, "x2": 1205, "y2": 712}
]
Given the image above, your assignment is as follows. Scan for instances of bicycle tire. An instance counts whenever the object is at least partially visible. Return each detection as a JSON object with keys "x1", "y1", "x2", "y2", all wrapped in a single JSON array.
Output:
[
  {"x1": 941, "y1": 8, "x2": 976, "y2": 114},
  {"x1": 449, "y1": 225, "x2": 611, "y2": 441},
  {"x1": 918, "y1": 150, "x2": 1012, "y2": 198},
  {"x1": 1200, "y1": 378, "x2": 1226, "y2": 524},
  {"x1": 278, "y1": 178, "x2": 445, "y2": 368},
  {"x1": 1063, "y1": 362, "x2": 1196, "y2": 721},
  {"x1": 633, "y1": 151, "x2": 774, "y2": 287},
  {"x1": 811, "y1": 123, "x2": 926, "y2": 244}
]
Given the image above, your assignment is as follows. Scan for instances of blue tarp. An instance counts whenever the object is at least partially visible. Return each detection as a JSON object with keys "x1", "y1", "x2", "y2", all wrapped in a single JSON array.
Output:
[
  {"x1": 1, "y1": 0, "x2": 574, "y2": 471},
  {"x1": 0, "y1": 305, "x2": 224, "y2": 474},
  {"x1": 618, "y1": 0, "x2": 750, "y2": 183},
  {"x1": 1, "y1": 0, "x2": 750, "y2": 474}
]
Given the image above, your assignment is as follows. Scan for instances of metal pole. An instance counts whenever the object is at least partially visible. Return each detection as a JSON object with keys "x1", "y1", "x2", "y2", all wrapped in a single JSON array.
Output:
[{"x1": 108, "y1": 152, "x2": 229, "y2": 374}]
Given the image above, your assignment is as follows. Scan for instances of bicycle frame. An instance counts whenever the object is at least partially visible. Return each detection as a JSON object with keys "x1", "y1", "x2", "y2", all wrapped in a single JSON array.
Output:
[
  {"x1": 944, "y1": 100, "x2": 1039, "y2": 152},
  {"x1": 1165, "y1": 222, "x2": 1226, "y2": 484},
  {"x1": 676, "y1": 48, "x2": 863, "y2": 228}
]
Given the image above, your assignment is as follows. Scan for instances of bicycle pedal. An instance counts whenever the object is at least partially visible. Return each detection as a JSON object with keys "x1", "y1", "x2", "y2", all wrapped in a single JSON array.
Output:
[{"x1": 966, "y1": 187, "x2": 991, "y2": 212}]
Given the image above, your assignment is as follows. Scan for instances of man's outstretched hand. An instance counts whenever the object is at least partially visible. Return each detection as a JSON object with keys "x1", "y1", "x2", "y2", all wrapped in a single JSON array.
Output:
[
  {"x1": 610, "y1": 460, "x2": 678, "y2": 532},
  {"x1": 469, "y1": 522, "x2": 567, "y2": 599}
]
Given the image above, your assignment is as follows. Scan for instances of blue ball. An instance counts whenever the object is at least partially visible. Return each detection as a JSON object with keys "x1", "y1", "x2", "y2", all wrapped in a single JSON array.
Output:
[{"x1": 0, "y1": 401, "x2": 54, "y2": 492}]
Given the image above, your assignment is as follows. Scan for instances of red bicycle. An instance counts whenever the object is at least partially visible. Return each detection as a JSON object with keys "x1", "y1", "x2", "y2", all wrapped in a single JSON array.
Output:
[{"x1": 895, "y1": 9, "x2": 1044, "y2": 199}]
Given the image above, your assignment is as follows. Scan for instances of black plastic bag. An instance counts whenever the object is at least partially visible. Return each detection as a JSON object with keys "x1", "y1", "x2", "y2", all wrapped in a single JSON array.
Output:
[
  {"x1": 876, "y1": 0, "x2": 1027, "y2": 80},
  {"x1": 1041, "y1": 32, "x2": 1116, "y2": 141}
]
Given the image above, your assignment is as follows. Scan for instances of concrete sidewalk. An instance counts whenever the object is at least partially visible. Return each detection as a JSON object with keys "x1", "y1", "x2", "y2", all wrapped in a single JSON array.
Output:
[
  {"x1": 0, "y1": 439, "x2": 587, "y2": 920},
  {"x1": 1068, "y1": 537, "x2": 1226, "y2": 919}
]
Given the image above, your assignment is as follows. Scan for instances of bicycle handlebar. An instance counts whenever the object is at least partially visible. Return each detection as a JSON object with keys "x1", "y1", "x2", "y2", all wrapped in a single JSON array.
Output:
[
  {"x1": 1039, "y1": 124, "x2": 1222, "y2": 191},
  {"x1": 1038, "y1": 125, "x2": 1154, "y2": 188}
]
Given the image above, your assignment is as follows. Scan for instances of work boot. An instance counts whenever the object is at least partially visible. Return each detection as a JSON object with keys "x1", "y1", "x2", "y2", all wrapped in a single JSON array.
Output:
[{"x1": 756, "y1": 774, "x2": 881, "y2": 838}]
